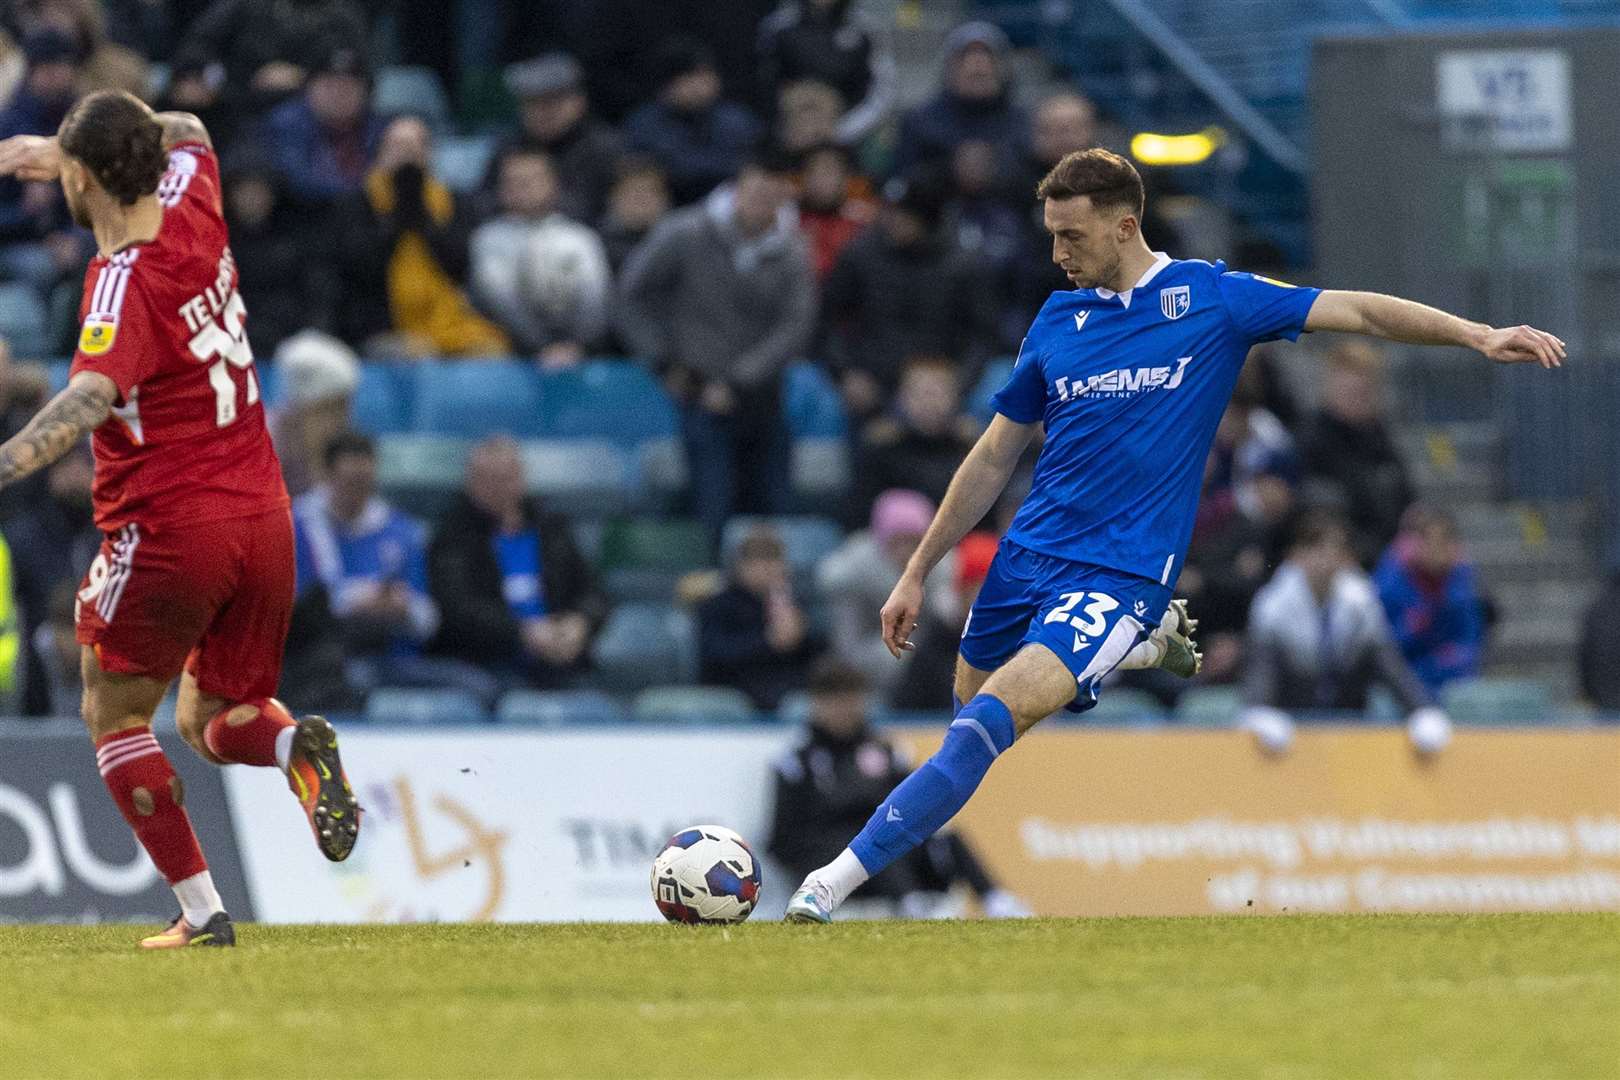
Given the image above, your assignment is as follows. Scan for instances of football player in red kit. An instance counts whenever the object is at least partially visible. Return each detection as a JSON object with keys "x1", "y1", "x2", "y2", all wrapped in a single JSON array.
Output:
[{"x1": 0, "y1": 91, "x2": 358, "y2": 948}]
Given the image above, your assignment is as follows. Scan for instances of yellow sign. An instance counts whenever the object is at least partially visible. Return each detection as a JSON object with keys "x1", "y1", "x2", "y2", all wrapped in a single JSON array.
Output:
[
  {"x1": 891, "y1": 728, "x2": 1620, "y2": 916},
  {"x1": 78, "y1": 316, "x2": 117, "y2": 355}
]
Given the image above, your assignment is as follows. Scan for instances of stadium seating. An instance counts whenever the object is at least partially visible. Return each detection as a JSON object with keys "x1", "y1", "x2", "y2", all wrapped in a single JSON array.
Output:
[
  {"x1": 538, "y1": 362, "x2": 678, "y2": 444},
  {"x1": 1074, "y1": 688, "x2": 1168, "y2": 724},
  {"x1": 1174, "y1": 686, "x2": 1244, "y2": 727},
  {"x1": 374, "y1": 433, "x2": 470, "y2": 516},
  {"x1": 596, "y1": 517, "x2": 712, "y2": 600},
  {"x1": 632, "y1": 686, "x2": 759, "y2": 725},
  {"x1": 434, "y1": 135, "x2": 498, "y2": 193},
  {"x1": 520, "y1": 438, "x2": 633, "y2": 515},
  {"x1": 967, "y1": 358, "x2": 1015, "y2": 424},
  {"x1": 790, "y1": 439, "x2": 851, "y2": 502},
  {"x1": 782, "y1": 362, "x2": 847, "y2": 438},
  {"x1": 374, "y1": 65, "x2": 453, "y2": 133},
  {"x1": 1441, "y1": 678, "x2": 1555, "y2": 726},
  {"x1": 410, "y1": 362, "x2": 545, "y2": 438},
  {"x1": 0, "y1": 284, "x2": 48, "y2": 358},
  {"x1": 350, "y1": 363, "x2": 416, "y2": 433},
  {"x1": 365, "y1": 687, "x2": 490, "y2": 725},
  {"x1": 495, "y1": 689, "x2": 628, "y2": 726},
  {"x1": 46, "y1": 359, "x2": 70, "y2": 394},
  {"x1": 591, "y1": 603, "x2": 698, "y2": 693}
]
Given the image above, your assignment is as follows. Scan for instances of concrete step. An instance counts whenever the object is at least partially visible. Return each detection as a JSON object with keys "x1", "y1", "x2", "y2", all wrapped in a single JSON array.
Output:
[{"x1": 1488, "y1": 579, "x2": 1595, "y2": 621}]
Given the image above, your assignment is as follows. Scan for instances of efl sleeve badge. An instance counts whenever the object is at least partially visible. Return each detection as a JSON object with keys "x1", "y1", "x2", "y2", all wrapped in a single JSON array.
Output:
[{"x1": 78, "y1": 315, "x2": 118, "y2": 355}]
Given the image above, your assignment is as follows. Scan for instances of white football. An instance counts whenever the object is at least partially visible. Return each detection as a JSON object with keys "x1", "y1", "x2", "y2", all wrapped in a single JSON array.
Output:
[{"x1": 650, "y1": 824, "x2": 763, "y2": 924}]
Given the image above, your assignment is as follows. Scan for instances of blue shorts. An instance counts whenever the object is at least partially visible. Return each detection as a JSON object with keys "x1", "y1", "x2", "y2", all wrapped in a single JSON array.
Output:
[{"x1": 959, "y1": 538, "x2": 1173, "y2": 710}]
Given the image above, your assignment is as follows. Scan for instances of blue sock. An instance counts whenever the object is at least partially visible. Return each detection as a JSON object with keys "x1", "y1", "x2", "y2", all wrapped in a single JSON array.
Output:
[{"x1": 848, "y1": 694, "x2": 1016, "y2": 877}]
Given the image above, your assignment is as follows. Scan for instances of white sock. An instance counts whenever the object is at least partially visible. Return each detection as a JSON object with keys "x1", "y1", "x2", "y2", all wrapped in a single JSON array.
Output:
[
  {"x1": 173, "y1": 869, "x2": 224, "y2": 926},
  {"x1": 1117, "y1": 637, "x2": 1165, "y2": 670},
  {"x1": 813, "y1": 848, "x2": 871, "y2": 909},
  {"x1": 274, "y1": 725, "x2": 296, "y2": 773}
]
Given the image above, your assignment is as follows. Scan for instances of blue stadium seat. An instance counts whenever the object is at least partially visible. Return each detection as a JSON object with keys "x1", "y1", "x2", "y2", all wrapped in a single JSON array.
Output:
[
  {"x1": 411, "y1": 363, "x2": 543, "y2": 437},
  {"x1": 351, "y1": 363, "x2": 415, "y2": 434},
  {"x1": 790, "y1": 438, "x2": 850, "y2": 499},
  {"x1": 1174, "y1": 686, "x2": 1243, "y2": 727},
  {"x1": 375, "y1": 433, "x2": 469, "y2": 517},
  {"x1": 591, "y1": 603, "x2": 698, "y2": 694},
  {"x1": 1071, "y1": 688, "x2": 1167, "y2": 724},
  {"x1": 496, "y1": 689, "x2": 627, "y2": 726},
  {"x1": 721, "y1": 516, "x2": 845, "y2": 575},
  {"x1": 365, "y1": 687, "x2": 489, "y2": 725},
  {"x1": 252, "y1": 362, "x2": 280, "y2": 408},
  {"x1": 0, "y1": 283, "x2": 48, "y2": 357},
  {"x1": 373, "y1": 65, "x2": 452, "y2": 132},
  {"x1": 520, "y1": 439, "x2": 633, "y2": 515},
  {"x1": 1441, "y1": 678, "x2": 1553, "y2": 726},
  {"x1": 632, "y1": 686, "x2": 759, "y2": 725},
  {"x1": 434, "y1": 135, "x2": 497, "y2": 193},
  {"x1": 967, "y1": 358, "x2": 1015, "y2": 423},
  {"x1": 783, "y1": 362, "x2": 847, "y2": 438},
  {"x1": 537, "y1": 362, "x2": 679, "y2": 444}
]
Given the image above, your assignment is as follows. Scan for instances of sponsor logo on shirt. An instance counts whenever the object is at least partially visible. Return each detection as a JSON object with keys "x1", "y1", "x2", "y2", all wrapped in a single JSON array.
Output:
[
  {"x1": 78, "y1": 314, "x2": 117, "y2": 355},
  {"x1": 1053, "y1": 356, "x2": 1193, "y2": 402}
]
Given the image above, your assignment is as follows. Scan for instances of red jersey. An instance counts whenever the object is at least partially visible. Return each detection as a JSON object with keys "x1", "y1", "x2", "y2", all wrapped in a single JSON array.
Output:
[{"x1": 70, "y1": 140, "x2": 287, "y2": 532}]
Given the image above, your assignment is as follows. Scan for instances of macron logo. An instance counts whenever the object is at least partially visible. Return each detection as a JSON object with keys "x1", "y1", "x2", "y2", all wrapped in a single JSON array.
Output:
[
  {"x1": 886, "y1": 806, "x2": 903, "y2": 823},
  {"x1": 1074, "y1": 311, "x2": 1091, "y2": 333}
]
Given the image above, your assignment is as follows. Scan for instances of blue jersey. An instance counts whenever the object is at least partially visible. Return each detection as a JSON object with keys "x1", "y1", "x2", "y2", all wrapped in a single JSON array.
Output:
[{"x1": 992, "y1": 254, "x2": 1320, "y2": 584}]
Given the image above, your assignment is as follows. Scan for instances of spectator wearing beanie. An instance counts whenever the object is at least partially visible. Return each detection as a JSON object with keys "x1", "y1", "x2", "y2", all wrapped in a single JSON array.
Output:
[
  {"x1": 624, "y1": 37, "x2": 762, "y2": 206},
  {"x1": 268, "y1": 330, "x2": 360, "y2": 498}
]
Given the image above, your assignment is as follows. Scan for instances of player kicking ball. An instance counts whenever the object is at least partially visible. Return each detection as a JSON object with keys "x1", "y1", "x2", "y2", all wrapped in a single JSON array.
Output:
[
  {"x1": 785, "y1": 148, "x2": 1564, "y2": 923},
  {"x1": 0, "y1": 92, "x2": 358, "y2": 947}
]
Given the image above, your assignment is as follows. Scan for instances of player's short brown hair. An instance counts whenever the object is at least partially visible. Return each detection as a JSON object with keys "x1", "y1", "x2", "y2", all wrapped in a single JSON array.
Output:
[
  {"x1": 1035, "y1": 148, "x2": 1144, "y2": 218},
  {"x1": 59, "y1": 90, "x2": 167, "y2": 205}
]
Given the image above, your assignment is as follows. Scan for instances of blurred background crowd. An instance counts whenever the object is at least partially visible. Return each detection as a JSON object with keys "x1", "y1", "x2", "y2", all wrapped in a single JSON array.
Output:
[{"x1": 0, "y1": 0, "x2": 1606, "y2": 743}]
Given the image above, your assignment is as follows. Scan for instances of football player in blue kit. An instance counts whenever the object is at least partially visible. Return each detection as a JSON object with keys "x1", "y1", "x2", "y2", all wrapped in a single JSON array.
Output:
[{"x1": 785, "y1": 147, "x2": 1564, "y2": 922}]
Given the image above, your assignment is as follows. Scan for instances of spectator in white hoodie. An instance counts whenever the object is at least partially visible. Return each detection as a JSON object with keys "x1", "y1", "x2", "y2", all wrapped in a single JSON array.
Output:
[
  {"x1": 1244, "y1": 509, "x2": 1450, "y2": 754},
  {"x1": 471, "y1": 145, "x2": 612, "y2": 369}
]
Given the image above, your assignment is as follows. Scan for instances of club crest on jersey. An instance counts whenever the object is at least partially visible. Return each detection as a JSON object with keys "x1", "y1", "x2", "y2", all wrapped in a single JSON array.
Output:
[
  {"x1": 1160, "y1": 286, "x2": 1190, "y2": 321},
  {"x1": 78, "y1": 314, "x2": 117, "y2": 355}
]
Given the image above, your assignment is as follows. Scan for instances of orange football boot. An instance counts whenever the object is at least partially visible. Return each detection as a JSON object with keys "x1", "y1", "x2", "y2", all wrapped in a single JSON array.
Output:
[
  {"x1": 286, "y1": 715, "x2": 360, "y2": 861},
  {"x1": 140, "y1": 911, "x2": 235, "y2": 949}
]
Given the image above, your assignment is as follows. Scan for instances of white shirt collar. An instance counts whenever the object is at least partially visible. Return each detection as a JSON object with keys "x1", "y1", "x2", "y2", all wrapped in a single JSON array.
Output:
[{"x1": 1094, "y1": 251, "x2": 1172, "y2": 307}]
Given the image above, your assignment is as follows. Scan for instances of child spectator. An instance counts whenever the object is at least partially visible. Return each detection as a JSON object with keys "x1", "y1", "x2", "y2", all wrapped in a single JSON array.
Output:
[{"x1": 697, "y1": 526, "x2": 823, "y2": 710}]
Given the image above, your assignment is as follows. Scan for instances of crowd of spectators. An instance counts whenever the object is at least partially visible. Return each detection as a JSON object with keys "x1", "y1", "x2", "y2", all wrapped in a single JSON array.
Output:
[{"x1": 0, "y1": 2, "x2": 1514, "y2": 728}]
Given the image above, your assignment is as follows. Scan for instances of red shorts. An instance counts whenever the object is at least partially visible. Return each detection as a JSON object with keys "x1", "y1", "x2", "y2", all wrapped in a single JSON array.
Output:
[{"x1": 75, "y1": 507, "x2": 295, "y2": 701}]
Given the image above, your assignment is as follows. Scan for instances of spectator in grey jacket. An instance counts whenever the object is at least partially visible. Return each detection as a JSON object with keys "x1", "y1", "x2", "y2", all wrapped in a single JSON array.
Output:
[
  {"x1": 471, "y1": 146, "x2": 611, "y2": 367},
  {"x1": 1244, "y1": 510, "x2": 1451, "y2": 754},
  {"x1": 618, "y1": 153, "x2": 815, "y2": 544}
]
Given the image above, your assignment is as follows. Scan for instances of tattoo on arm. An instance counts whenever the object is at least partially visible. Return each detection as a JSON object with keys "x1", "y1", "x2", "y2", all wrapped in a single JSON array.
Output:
[
  {"x1": 153, "y1": 111, "x2": 212, "y2": 151},
  {"x1": 0, "y1": 378, "x2": 114, "y2": 488}
]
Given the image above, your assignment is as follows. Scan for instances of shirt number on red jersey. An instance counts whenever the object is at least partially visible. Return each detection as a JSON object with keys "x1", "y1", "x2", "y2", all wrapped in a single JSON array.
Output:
[{"x1": 187, "y1": 289, "x2": 258, "y2": 427}]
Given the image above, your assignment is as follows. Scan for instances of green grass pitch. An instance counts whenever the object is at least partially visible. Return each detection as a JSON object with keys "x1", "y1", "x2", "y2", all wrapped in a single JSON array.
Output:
[{"x1": 1, "y1": 915, "x2": 1615, "y2": 1079}]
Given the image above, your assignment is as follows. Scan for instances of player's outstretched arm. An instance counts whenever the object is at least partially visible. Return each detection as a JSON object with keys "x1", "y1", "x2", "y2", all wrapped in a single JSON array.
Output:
[
  {"x1": 879, "y1": 414, "x2": 1037, "y2": 657},
  {"x1": 0, "y1": 372, "x2": 115, "y2": 490},
  {"x1": 1304, "y1": 290, "x2": 1565, "y2": 369},
  {"x1": 152, "y1": 111, "x2": 212, "y2": 151}
]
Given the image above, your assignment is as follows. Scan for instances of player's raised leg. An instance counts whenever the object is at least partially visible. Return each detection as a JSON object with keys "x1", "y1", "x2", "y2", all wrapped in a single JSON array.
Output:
[
  {"x1": 175, "y1": 673, "x2": 359, "y2": 862},
  {"x1": 81, "y1": 647, "x2": 235, "y2": 948},
  {"x1": 175, "y1": 507, "x2": 359, "y2": 862},
  {"x1": 785, "y1": 643, "x2": 1076, "y2": 923}
]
